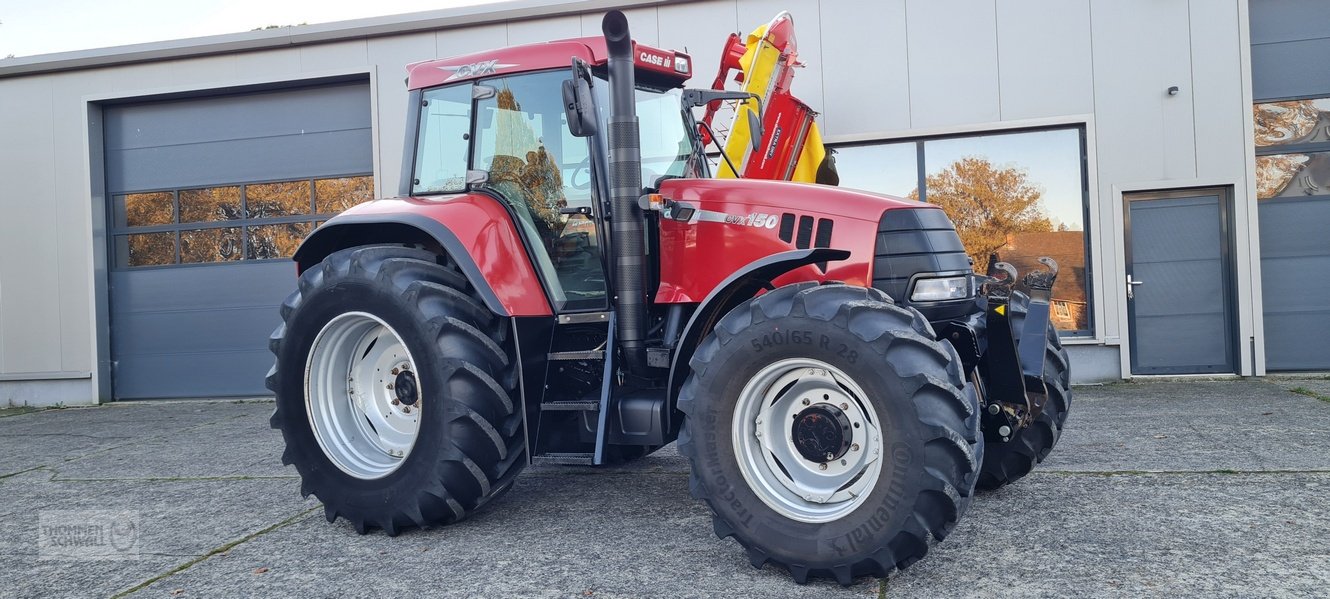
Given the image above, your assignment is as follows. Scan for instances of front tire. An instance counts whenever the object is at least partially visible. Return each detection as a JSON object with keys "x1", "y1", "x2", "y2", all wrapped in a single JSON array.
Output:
[
  {"x1": 678, "y1": 283, "x2": 981, "y2": 585},
  {"x1": 267, "y1": 245, "x2": 526, "y2": 534}
]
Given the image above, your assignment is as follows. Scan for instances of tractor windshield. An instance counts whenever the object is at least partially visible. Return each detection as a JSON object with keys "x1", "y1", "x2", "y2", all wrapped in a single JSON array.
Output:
[{"x1": 592, "y1": 78, "x2": 697, "y2": 185}]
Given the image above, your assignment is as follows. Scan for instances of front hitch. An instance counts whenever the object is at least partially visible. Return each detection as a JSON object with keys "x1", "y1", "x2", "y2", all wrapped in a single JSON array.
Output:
[{"x1": 977, "y1": 257, "x2": 1060, "y2": 442}]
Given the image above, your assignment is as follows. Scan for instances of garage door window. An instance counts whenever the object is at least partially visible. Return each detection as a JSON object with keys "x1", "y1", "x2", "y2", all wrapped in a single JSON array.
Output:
[{"x1": 112, "y1": 175, "x2": 373, "y2": 268}]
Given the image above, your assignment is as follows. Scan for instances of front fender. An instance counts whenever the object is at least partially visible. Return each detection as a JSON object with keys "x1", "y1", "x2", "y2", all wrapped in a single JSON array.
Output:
[{"x1": 666, "y1": 247, "x2": 850, "y2": 408}]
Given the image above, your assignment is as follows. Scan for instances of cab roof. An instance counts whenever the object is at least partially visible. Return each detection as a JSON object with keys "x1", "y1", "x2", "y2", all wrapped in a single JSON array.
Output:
[{"x1": 406, "y1": 36, "x2": 692, "y2": 91}]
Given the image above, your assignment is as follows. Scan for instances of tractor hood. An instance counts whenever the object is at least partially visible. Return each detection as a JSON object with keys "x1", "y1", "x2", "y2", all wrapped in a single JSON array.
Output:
[{"x1": 657, "y1": 177, "x2": 931, "y2": 222}]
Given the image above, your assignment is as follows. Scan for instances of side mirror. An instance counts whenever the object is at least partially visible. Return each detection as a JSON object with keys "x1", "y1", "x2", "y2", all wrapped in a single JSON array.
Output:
[
  {"x1": 746, "y1": 107, "x2": 763, "y2": 154},
  {"x1": 562, "y1": 77, "x2": 597, "y2": 137}
]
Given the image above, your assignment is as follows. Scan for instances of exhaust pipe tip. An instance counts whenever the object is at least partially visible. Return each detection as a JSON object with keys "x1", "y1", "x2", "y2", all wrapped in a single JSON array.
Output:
[{"x1": 602, "y1": 10, "x2": 630, "y2": 50}]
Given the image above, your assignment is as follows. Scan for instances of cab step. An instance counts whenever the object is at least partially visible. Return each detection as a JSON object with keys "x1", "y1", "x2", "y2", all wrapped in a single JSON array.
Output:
[
  {"x1": 532, "y1": 452, "x2": 595, "y2": 466},
  {"x1": 540, "y1": 400, "x2": 600, "y2": 411}
]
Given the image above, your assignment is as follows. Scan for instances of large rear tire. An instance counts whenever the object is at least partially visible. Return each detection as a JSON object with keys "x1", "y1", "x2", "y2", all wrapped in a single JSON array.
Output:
[
  {"x1": 976, "y1": 291, "x2": 1072, "y2": 491},
  {"x1": 267, "y1": 245, "x2": 526, "y2": 534},
  {"x1": 678, "y1": 283, "x2": 981, "y2": 585}
]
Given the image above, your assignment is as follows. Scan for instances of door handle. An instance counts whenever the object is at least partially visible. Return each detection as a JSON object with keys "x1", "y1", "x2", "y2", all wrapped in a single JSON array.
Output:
[{"x1": 1126, "y1": 275, "x2": 1145, "y2": 300}]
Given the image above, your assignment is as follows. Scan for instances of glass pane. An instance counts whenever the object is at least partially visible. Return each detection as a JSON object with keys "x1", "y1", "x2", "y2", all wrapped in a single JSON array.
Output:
[
  {"x1": 923, "y1": 128, "x2": 1090, "y2": 333},
  {"x1": 179, "y1": 227, "x2": 242, "y2": 264},
  {"x1": 829, "y1": 142, "x2": 919, "y2": 197},
  {"x1": 247, "y1": 222, "x2": 312, "y2": 260},
  {"x1": 246, "y1": 180, "x2": 310, "y2": 219},
  {"x1": 179, "y1": 186, "x2": 242, "y2": 223},
  {"x1": 314, "y1": 176, "x2": 375, "y2": 214},
  {"x1": 1256, "y1": 152, "x2": 1330, "y2": 199},
  {"x1": 413, "y1": 84, "x2": 472, "y2": 194},
  {"x1": 119, "y1": 192, "x2": 174, "y2": 227},
  {"x1": 1254, "y1": 99, "x2": 1330, "y2": 148},
  {"x1": 118, "y1": 232, "x2": 175, "y2": 267},
  {"x1": 473, "y1": 71, "x2": 609, "y2": 309}
]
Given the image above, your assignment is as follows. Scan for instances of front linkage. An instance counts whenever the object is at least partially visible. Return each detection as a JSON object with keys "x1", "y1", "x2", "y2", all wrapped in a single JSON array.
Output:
[{"x1": 978, "y1": 257, "x2": 1060, "y2": 443}]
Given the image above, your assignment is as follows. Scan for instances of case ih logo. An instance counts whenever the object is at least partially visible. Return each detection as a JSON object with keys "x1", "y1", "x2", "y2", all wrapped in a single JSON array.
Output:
[
  {"x1": 724, "y1": 212, "x2": 779, "y2": 229},
  {"x1": 637, "y1": 50, "x2": 672, "y2": 69},
  {"x1": 438, "y1": 60, "x2": 516, "y2": 82}
]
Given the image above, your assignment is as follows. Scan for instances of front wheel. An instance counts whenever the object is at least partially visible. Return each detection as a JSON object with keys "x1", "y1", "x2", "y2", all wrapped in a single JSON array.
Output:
[{"x1": 678, "y1": 283, "x2": 981, "y2": 585}]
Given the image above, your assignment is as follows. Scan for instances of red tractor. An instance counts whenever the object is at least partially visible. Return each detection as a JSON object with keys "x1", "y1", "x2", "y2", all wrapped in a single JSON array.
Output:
[{"x1": 268, "y1": 11, "x2": 1071, "y2": 584}]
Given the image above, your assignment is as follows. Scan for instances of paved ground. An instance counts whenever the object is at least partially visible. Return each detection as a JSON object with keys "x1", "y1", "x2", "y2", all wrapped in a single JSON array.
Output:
[{"x1": 2, "y1": 378, "x2": 1328, "y2": 598}]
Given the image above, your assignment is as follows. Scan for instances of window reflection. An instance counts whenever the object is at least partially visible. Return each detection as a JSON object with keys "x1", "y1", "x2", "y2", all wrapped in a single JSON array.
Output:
[
  {"x1": 1257, "y1": 152, "x2": 1330, "y2": 199},
  {"x1": 119, "y1": 233, "x2": 175, "y2": 267},
  {"x1": 179, "y1": 186, "x2": 242, "y2": 223},
  {"x1": 120, "y1": 192, "x2": 174, "y2": 227},
  {"x1": 832, "y1": 142, "x2": 918, "y2": 197},
  {"x1": 247, "y1": 222, "x2": 312, "y2": 260},
  {"x1": 247, "y1": 180, "x2": 311, "y2": 218},
  {"x1": 923, "y1": 129, "x2": 1088, "y2": 333},
  {"x1": 314, "y1": 176, "x2": 374, "y2": 214},
  {"x1": 180, "y1": 227, "x2": 242, "y2": 264},
  {"x1": 1254, "y1": 99, "x2": 1330, "y2": 148},
  {"x1": 829, "y1": 128, "x2": 1091, "y2": 334}
]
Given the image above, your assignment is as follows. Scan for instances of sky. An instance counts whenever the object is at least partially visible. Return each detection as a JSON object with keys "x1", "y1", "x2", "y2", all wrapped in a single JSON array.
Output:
[{"x1": 0, "y1": 0, "x2": 506, "y2": 58}]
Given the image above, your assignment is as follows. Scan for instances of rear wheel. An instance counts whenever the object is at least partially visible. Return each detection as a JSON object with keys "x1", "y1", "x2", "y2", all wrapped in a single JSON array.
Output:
[
  {"x1": 268, "y1": 245, "x2": 526, "y2": 534},
  {"x1": 678, "y1": 283, "x2": 981, "y2": 585},
  {"x1": 976, "y1": 291, "x2": 1072, "y2": 491}
]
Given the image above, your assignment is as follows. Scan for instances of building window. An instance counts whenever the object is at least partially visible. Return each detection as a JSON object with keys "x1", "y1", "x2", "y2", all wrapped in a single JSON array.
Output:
[
  {"x1": 111, "y1": 175, "x2": 374, "y2": 269},
  {"x1": 832, "y1": 126, "x2": 1093, "y2": 336},
  {"x1": 1254, "y1": 98, "x2": 1330, "y2": 199}
]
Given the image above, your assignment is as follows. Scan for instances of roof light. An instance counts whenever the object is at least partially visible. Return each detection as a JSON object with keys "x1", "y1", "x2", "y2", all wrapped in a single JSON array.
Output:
[{"x1": 674, "y1": 55, "x2": 690, "y2": 74}]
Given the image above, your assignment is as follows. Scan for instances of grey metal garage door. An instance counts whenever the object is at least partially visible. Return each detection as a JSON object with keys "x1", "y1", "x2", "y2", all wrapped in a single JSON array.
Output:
[
  {"x1": 1259, "y1": 196, "x2": 1330, "y2": 371},
  {"x1": 105, "y1": 82, "x2": 373, "y2": 399}
]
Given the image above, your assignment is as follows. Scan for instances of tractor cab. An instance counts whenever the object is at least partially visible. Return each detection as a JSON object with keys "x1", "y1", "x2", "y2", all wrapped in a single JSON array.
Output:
[{"x1": 402, "y1": 37, "x2": 703, "y2": 313}]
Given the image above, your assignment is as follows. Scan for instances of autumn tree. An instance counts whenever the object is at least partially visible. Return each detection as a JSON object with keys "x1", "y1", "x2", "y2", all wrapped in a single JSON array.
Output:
[{"x1": 909, "y1": 157, "x2": 1053, "y2": 267}]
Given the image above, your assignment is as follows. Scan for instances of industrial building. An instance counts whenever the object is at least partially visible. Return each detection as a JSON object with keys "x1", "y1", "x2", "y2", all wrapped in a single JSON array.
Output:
[{"x1": 0, "y1": 0, "x2": 1324, "y2": 405}]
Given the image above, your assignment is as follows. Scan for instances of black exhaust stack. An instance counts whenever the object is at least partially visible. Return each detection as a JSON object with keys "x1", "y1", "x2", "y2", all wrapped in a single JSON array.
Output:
[{"x1": 602, "y1": 10, "x2": 648, "y2": 375}]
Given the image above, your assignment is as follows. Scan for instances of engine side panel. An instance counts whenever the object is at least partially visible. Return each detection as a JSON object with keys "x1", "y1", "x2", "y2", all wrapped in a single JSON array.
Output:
[
  {"x1": 654, "y1": 178, "x2": 931, "y2": 303},
  {"x1": 310, "y1": 194, "x2": 553, "y2": 316}
]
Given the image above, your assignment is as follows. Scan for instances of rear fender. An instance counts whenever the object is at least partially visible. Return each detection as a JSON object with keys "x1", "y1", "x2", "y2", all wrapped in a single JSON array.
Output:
[
  {"x1": 665, "y1": 248, "x2": 850, "y2": 414},
  {"x1": 293, "y1": 204, "x2": 552, "y2": 317}
]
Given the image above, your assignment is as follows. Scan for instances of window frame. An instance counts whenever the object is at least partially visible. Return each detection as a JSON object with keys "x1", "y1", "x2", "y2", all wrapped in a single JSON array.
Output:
[
  {"x1": 109, "y1": 173, "x2": 374, "y2": 270},
  {"x1": 829, "y1": 124, "x2": 1095, "y2": 338}
]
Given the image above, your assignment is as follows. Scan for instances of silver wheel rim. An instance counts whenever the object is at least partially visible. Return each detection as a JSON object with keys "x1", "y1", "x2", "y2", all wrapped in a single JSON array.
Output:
[
  {"x1": 305, "y1": 312, "x2": 421, "y2": 480},
  {"x1": 732, "y1": 358, "x2": 883, "y2": 523}
]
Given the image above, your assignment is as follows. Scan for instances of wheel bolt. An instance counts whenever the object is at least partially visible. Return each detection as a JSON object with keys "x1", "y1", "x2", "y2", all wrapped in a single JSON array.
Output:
[
  {"x1": 402, "y1": 406, "x2": 412, "y2": 414},
  {"x1": 840, "y1": 459, "x2": 847, "y2": 466},
  {"x1": 840, "y1": 403, "x2": 848, "y2": 410},
  {"x1": 825, "y1": 452, "x2": 835, "y2": 461},
  {"x1": 387, "y1": 383, "x2": 394, "y2": 390},
  {"x1": 851, "y1": 443, "x2": 860, "y2": 452},
  {"x1": 802, "y1": 398, "x2": 810, "y2": 406},
  {"x1": 818, "y1": 463, "x2": 828, "y2": 471},
  {"x1": 391, "y1": 368, "x2": 400, "y2": 375},
  {"x1": 755, "y1": 431, "x2": 762, "y2": 438},
  {"x1": 391, "y1": 399, "x2": 400, "y2": 405}
]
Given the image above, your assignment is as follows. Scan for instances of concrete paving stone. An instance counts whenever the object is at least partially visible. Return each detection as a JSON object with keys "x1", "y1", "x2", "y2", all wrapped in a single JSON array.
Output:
[
  {"x1": 1268, "y1": 377, "x2": 1330, "y2": 400},
  {"x1": 49, "y1": 405, "x2": 289, "y2": 481},
  {"x1": 0, "y1": 475, "x2": 315, "y2": 598},
  {"x1": 0, "y1": 401, "x2": 271, "y2": 477},
  {"x1": 888, "y1": 472, "x2": 1330, "y2": 598},
  {"x1": 1045, "y1": 380, "x2": 1330, "y2": 472},
  {"x1": 136, "y1": 469, "x2": 878, "y2": 599}
]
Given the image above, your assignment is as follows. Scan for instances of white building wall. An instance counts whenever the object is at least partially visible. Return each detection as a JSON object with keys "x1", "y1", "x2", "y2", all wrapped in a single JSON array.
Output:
[{"x1": 0, "y1": 0, "x2": 1256, "y2": 405}]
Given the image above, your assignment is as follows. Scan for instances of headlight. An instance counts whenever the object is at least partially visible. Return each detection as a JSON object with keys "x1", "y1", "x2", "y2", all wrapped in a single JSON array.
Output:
[{"x1": 911, "y1": 275, "x2": 971, "y2": 302}]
